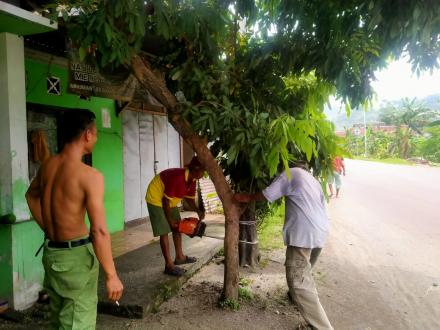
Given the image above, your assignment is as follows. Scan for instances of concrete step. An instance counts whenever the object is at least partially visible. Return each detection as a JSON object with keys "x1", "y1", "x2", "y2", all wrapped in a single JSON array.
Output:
[{"x1": 97, "y1": 218, "x2": 224, "y2": 318}]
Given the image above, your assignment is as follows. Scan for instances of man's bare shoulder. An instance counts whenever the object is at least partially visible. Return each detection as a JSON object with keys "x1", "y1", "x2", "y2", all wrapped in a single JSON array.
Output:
[{"x1": 81, "y1": 164, "x2": 104, "y2": 187}]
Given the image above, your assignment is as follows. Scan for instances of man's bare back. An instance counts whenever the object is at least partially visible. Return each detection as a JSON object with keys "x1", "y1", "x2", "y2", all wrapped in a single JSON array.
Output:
[
  {"x1": 26, "y1": 111, "x2": 123, "y2": 307},
  {"x1": 37, "y1": 154, "x2": 102, "y2": 241}
]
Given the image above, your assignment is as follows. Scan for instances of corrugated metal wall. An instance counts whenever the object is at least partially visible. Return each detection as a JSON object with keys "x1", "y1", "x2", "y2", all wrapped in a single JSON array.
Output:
[{"x1": 199, "y1": 177, "x2": 222, "y2": 213}]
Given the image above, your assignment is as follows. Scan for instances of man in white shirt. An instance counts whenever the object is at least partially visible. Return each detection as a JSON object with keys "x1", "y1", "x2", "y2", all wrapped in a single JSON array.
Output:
[{"x1": 234, "y1": 165, "x2": 333, "y2": 330}]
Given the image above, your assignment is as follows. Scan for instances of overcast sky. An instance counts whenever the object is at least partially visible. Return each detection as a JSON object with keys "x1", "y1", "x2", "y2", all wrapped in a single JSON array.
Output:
[
  {"x1": 327, "y1": 57, "x2": 440, "y2": 117},
  {"x1": 372, "y1": 57, "x2": 440, "y2": 103}
]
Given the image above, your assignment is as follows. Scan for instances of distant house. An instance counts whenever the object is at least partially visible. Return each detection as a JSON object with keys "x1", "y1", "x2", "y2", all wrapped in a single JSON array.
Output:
[{"x1": 336, "y1": 122, "x2": 408, "y2": 137}]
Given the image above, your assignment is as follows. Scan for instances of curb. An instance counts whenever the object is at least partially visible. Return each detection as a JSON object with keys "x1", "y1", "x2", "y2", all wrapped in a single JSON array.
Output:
[{"x1": 97, "y1": 241, "x2": 223, "y2": 319}]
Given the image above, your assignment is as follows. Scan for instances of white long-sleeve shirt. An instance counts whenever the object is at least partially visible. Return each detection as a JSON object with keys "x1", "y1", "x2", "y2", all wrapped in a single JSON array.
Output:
[{"x1": 262, "y1": 167, "x2": 329, "y2": 248}]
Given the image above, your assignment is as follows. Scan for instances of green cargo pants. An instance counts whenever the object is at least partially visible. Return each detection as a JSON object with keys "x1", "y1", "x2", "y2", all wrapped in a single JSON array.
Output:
[{"x1": 42, "y1": 240, "x2": 99, "y2": 330}]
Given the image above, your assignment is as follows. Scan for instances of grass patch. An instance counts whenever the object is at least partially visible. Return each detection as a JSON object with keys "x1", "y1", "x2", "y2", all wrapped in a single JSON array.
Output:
[
  {"x1": 216, "y1": 247, "x2": 225, "y2": 257},
  {"x1": 353, "y1": 156, "x2": 413, "y2": 165},
  {"x1": 218, "y1": 298, "x2": 240, "y2": 310},
  {"x1": 218, "y1": 278, "x2": 255, "y2": 309},
  {"x1": 259, "y1": 257, "x2": 270, "y2": 268},
  {"x1": 159, "y1": 284, "x2": 173, "y2": 301},
  {"x1": 238, "y1": 287, "x2": 254, "y2": 302},
  {"x1": 238, "y1": 277, "x2": 255, "y2": 302},
  {"x1": 239, "y1": 277, "x2": 253, "y2": 287},
  {"x1": 258, "y1": 203, "x2": 285, "y2": 251}
]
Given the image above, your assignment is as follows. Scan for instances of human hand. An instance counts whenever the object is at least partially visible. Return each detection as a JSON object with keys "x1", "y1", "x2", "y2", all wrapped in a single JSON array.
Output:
[
  {"x1": 234, "y1": 193, "x2": 251, "y2": 203},
  {"x1": 170, "y1": 221, "x2": 180, "y2": 233},
  {"x1": 105, "y1": 273, "x2": 123, "y2": 302}
]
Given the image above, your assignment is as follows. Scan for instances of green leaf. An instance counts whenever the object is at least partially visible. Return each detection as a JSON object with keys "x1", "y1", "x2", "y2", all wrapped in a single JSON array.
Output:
[
  {"x1": 129, "y1": 18, "x2": 134, "y2": 34},
  {"x1": 227, "y1": 145, "x2": 238, "y2": 165},
  {"x1": 79, "y1": 47, "x2": 87, "y2": 61},
  {"x1": 171, "y1": 70, "x2": 183, "y2": 81},
  {"x1": 235, "y1": 132, "x2": 245, "y2": 143},
  {"x1": 104, "y1": 22, "x2": 113, "y2": 43},
  {"x1": 209, "y1": 116, "x2": 215, "y2": 133},
  {"x1": 267, "y1": 148, "x2": 279, "y2": 177},
  {"x1": 250, "y1": 145, "x2": 260, "y2": 158},
  {"x1": 345, "y1": 103, "x2": 351, "y2": 116}
]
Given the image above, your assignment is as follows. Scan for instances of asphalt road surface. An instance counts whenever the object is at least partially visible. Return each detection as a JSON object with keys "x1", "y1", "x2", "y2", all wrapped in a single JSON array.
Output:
[{"x1": 317, "y1": 159, "x2": 440, "y2": 330}]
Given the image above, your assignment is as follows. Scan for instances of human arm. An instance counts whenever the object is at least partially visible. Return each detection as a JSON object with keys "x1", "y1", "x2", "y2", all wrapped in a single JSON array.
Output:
[
  {"x1": 184, "y1": 197, "x2": 205, "y2": 220},
  {"x1": 342, "y1": 160, "x2": 346, "y2": 176},
  {"x1": 236, "y1": 171, "x2": 289, "y2": 203},
  {"x1": 234, "y1": 192, "x2": 267, "y2": 203},
  {"x1": 161, "y1": 196, "x2": 178, "y2": 230},
  {"x1": 86, "y1": 171, "x2": 123, "y2": 301},
  {"x1": 25, "y1": 170, "x2": 44, "y2": 231}
]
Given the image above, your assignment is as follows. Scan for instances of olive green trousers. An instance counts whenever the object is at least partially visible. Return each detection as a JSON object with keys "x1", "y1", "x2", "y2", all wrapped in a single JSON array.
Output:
[{"x1": 42, "y1": 241, "x2": 99, "y2": 330}]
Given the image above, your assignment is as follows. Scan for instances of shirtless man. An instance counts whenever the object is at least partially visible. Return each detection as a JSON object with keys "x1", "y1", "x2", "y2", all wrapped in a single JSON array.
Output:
[{"x1": 25, "y1": 110, "x2": 123, "y2": 329}]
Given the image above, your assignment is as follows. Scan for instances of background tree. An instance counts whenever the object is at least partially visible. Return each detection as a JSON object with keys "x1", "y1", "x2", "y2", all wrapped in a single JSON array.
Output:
[
  {"x1": 418, "y1": 126, "x2": 440, "y2": 163},
  {"x1": 379, "y1": 98, "x2": 440, "y2": 158},
  {"x1": 51, "y1": 0, "x2": 440, "y2": 300},
  {"x1": 380, "y1": 98, "x2": 436, "y2": 134}
]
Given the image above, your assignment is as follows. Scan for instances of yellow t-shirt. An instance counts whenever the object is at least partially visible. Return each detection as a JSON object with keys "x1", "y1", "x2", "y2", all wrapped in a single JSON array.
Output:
[{"x1": 146, "y1": 169, "x2": 195, "y2": 207}]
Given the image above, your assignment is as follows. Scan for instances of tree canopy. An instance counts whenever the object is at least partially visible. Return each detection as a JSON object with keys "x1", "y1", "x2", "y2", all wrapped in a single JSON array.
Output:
[
  {"x1": 54, "y1": 0, "x2": 440, "y2": 184},
  {"x1": 49, "y1": 0, "x2": 440, "y2": 299}
]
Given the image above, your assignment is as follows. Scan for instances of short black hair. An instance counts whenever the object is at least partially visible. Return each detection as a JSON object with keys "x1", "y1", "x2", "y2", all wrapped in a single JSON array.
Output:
[
  {"x1": 186, "y1": 156, "x2": 204, "y2": 171},
  {"x1": 60, "y1": 110, "x2": 96, "y2": 144}
]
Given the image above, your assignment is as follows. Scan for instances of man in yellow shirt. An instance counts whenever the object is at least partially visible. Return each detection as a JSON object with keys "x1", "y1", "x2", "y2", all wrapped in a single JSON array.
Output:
[{"x1": 146, "y1": 156, "x2": 205, "y2": 276}]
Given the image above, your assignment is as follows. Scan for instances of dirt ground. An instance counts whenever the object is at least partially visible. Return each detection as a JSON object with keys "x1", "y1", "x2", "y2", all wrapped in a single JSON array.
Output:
[{"x1": 97, "y1": 250, "x2": 308, "y2": 330}]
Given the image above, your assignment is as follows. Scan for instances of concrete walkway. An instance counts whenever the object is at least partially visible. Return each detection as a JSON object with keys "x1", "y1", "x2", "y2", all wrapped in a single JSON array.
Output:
[{"x1": 97, "y1": 213, "x2": 225, "y2": 319}]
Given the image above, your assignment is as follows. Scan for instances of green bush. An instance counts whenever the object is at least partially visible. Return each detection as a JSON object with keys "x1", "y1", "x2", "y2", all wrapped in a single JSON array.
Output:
[{"x1": 418, "y1": 127, "x2": 440, "y2": 163}]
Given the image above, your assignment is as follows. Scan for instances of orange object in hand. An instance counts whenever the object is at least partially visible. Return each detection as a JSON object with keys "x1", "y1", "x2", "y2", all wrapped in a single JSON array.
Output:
[{"x1": 175, "y1": 217, "x2": 206, "y2": 238}]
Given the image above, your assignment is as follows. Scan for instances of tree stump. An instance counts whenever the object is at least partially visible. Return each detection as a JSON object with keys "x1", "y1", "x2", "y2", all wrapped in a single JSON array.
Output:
[{"x1": 239, "y1": 201, "x2": 260, "y2": 267}]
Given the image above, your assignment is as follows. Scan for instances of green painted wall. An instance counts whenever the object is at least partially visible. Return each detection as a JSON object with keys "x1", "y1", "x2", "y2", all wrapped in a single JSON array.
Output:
[
  {"x1": 25, "y1": 58, "x2": 124, "y2": 233},
  {"x1": 0, "y1": 226, "x2": 12, "y2": 302},
  {"x1": 11, "y1": 221, "x2": 44, "y2": 308},
  {"x1": 0, "y1": 56, "x2": 125, "y2": 307}
]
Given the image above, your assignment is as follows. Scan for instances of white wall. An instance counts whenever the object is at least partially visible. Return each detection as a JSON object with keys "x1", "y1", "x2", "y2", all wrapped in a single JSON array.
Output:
[
  {"x1": 122, "y1": 111, "x2": 181, "y2": 222},
  {"x1": 0, "y1": 33, "x2": 30, "y2": 221}
]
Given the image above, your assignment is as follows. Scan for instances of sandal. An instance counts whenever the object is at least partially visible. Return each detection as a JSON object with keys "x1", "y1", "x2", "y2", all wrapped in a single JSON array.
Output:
[
  {"x1": 164, "y1": 266, "x2": 186, "y2": 277},
  {"x1": 174, "y1": 256, "x2": 197, "y2": 265}
]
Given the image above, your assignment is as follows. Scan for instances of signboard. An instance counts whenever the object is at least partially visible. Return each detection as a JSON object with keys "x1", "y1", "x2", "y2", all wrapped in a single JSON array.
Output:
[
  {"x1": 68, "y1": 49, "x2": 138, "y2": 102},
  {"x1": 67, "y1": 40, "x2": 164, "y2": 109}
]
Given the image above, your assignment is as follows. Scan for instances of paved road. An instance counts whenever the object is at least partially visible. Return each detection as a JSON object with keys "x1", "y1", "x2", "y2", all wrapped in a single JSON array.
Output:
[{"x1": 317, "y1": 160, "x2": 440, "y2": 330}]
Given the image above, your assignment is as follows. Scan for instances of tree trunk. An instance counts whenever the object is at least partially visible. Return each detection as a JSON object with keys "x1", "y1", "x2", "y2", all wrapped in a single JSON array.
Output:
[
  {"x1": 402, "y1": 132, "x2": 409, "y2": 159},
  {"x1": 239, "y1": 201, "x2": 260, "y2": 267},
  {"x1": 130, "y1": 55, "x2": 240, "y2": 300}
]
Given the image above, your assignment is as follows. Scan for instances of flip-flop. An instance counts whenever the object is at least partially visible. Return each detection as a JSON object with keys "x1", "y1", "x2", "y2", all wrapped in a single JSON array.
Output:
[
  {"x1": 164, "y1": 266, "x2": 186, "y2": 277},
  {"x1": 174, "y1": 256, "x2": 197, "y2": 265}
]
